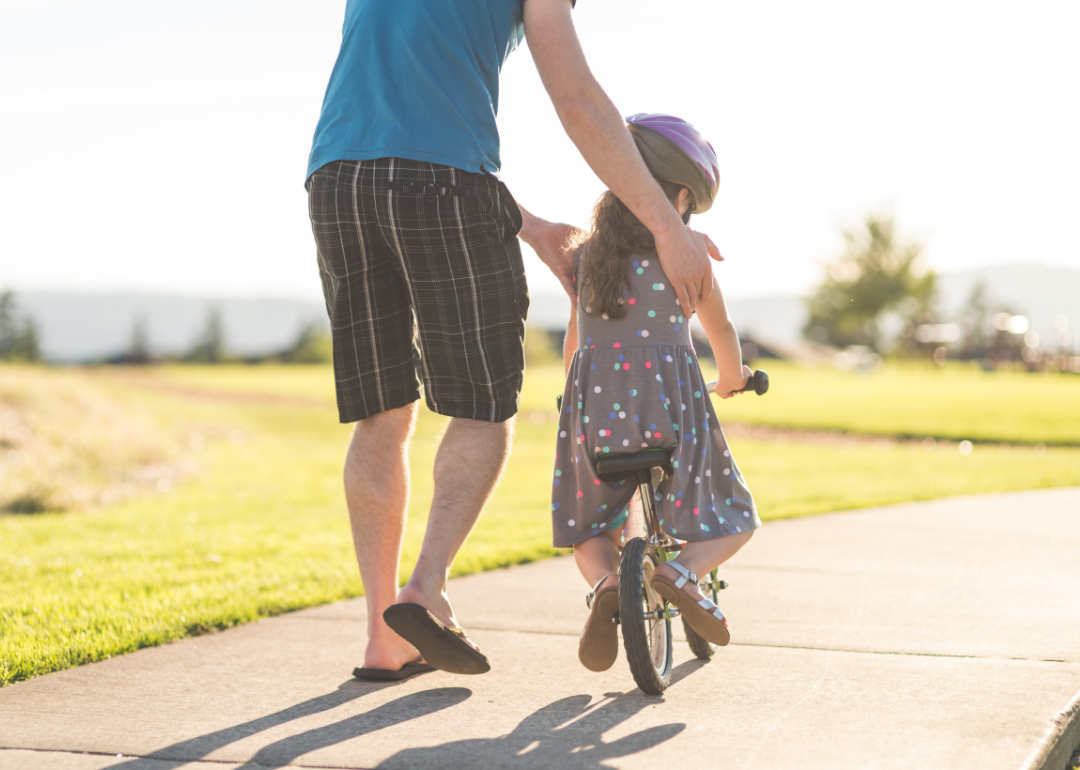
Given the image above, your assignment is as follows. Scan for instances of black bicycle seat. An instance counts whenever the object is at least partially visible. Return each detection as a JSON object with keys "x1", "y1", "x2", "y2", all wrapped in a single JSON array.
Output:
[{"x1": 596, "y1": 449, "x2": 673, "y2": 482}]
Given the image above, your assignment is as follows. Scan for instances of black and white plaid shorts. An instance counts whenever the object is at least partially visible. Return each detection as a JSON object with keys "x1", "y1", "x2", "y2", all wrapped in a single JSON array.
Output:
[{"x1": 307, "y1": 158, "x2": 530, "y2": 423}]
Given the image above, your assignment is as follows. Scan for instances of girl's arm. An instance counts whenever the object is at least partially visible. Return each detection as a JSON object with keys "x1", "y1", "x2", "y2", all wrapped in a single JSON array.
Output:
[
  {"x1": 695, "y1": 271, "x2": 751, "y2": 398},
  {"x1": 563, "y1": 308, "x2": 578, "y2": 375}
]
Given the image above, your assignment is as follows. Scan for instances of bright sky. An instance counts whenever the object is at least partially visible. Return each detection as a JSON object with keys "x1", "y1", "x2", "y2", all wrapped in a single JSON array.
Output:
[{"x1": 1, "y1": 0, "x2": 1077, "y2": 301}]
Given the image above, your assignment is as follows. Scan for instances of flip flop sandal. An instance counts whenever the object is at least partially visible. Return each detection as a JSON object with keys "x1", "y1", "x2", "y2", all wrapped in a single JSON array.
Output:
[
  {"x1": 651, "y1": 561, "x2": 731, "y2": 647},
  {"x1": 383, "y1": 603, "x2": 491, "y2": 675},
  {"x1": 352, "y1": 659, "x2": 437, "y2": 682},
  {"x1": 578, "y1": 572, "x2": 620, "y2": 672}
]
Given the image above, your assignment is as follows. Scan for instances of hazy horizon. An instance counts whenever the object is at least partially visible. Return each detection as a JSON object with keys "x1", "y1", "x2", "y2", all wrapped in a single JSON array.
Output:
[
  {"x1": 7, "y1": 259, "x2": 1078, "y2": 304},
  {"x1": 15, "y1": 263, "x2": 1080, "y2": 361}
]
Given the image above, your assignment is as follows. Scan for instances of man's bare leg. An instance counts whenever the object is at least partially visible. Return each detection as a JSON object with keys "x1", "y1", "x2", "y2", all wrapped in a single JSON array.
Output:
[
  {"x1": 396, "y1": 416, "x2": 513, "y2": 639},
  {"x1": 344, "y1": 402, "x2": 420, "y2": 671}
]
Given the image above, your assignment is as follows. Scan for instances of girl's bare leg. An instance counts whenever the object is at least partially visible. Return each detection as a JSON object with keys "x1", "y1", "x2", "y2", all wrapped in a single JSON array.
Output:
[
  {"x1": 653, "y1": 531, "x2": 754, "y2": 622},
  {"x1": 572, "y1": 489, "x2": 647, "y2": 635},
  {"x1": 573, "y1": 530, "x2": 620, "y2": 590},
  {"x1": 573, "y1": 488, "x2": 645, "y2": 589}
]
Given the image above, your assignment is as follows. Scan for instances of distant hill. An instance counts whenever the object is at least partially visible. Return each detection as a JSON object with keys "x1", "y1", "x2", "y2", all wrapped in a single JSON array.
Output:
[
  {"x1": 934, "y1": 264, "x2": 1080, "y2": 339},
  {"x1": 14, "y1": 263, "x2": 1079, "y2": 362},
  {"x1": 18, "y1": 292, "x2": 328, "y2": 363},
  {"x1": 530, "y1": 263, "x2": 1080, "y2": 347},
  {"x1": 525, "y1": 289, "x2": 810, "y2": 342}
]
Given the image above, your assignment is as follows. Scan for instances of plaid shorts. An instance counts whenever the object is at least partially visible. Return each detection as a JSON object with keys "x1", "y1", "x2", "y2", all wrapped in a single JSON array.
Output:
[{"x1": 307, "y1": 158, "x2": 530, "y2": 423}]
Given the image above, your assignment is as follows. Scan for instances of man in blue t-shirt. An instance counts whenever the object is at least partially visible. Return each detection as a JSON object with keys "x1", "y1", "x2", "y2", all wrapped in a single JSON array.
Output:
[{"x1": 307, "y1": 0, "x2": 721, "y2": 680}]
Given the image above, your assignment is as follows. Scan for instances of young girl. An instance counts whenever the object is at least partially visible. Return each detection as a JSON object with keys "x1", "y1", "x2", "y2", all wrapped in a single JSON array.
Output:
[{"x1": 551, "y1": 114, "x2": 760, "y2": 672}]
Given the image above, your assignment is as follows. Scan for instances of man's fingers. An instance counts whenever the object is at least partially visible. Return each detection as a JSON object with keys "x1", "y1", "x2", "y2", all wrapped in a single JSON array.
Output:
[
  {"x1": 704, "y1": 234, "x2": 723, "y2": 262},
  {"x1": 699, "y1": 273, "x2": 713, "y2": 305},
  {"x1": 680, "y1": 281, "x2": 698, "y2": 317},
  {"x1": 685, "y1": 281, "x2": 700, "y2": 313},
  {"x1": 675, "y1": 285, "x2": 693, "y2": 320}
]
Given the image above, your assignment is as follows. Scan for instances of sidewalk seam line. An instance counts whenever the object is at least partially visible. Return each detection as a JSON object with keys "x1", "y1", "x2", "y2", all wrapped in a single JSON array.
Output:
[
  {"x1": 266, "y1": 618, "x2": 1076, "y2": 664},
  {"x1": 454, "y1": 627, "x2": 1077, "y2": 663},
  {"x1": 0, "y1": 745, "x2": 373, "y2": 770}
]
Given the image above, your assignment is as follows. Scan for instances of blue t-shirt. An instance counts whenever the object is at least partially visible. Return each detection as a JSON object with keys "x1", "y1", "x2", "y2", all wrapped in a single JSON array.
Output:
[{"x1": 308, "y1": 0, "x2": 555, "y2": 181}]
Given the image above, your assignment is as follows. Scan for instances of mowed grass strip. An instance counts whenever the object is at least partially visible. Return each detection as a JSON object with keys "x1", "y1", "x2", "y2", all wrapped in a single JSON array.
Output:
[
  {"x1": 697, "y1": 360, "x2": 1080, "y2": 445},
  {"x1": 0, "y1": 366, "x2": 191, "y2": 513},
  {"x1": 3, "y1": 362, "x2": 1080, "y2": 685},
  {"x1": 0, "y1": 366, "x2": 561, "y2": 685}
]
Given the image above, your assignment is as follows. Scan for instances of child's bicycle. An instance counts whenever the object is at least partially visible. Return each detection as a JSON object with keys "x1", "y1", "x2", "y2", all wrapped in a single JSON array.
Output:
[{"x1": 594, "y1": 369, "x2": 769, "y2": 695}]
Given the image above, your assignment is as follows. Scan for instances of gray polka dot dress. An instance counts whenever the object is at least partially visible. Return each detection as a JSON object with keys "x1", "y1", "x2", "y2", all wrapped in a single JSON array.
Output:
[{"x1": 551, "y1": 251, "x2": 760, "y2": 548}]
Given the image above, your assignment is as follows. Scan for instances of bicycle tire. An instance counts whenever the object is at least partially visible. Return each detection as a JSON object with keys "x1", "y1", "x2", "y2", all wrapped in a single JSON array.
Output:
[
  {"x1": 620, "y1": 537, "x2": 673, "y2": 695},
  {"x1": 683, "y1": 569, "x2": 719, "y2": 660}
]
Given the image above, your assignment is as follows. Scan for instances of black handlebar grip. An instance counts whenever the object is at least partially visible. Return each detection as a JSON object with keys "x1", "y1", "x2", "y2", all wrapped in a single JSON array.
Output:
[{"x1": 734, "y1": 369, "x2": 770, "y2": 396}]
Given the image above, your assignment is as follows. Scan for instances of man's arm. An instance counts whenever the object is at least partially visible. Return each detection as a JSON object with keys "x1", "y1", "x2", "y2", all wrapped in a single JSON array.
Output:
[{"x1": 523, "y1": 0, "x2": 721, "y2": 318}]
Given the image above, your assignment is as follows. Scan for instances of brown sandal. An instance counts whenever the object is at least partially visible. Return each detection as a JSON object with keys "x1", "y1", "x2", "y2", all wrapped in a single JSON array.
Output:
[
  {"x1": 578, "y1": 573, "x2": 620, "y2": 672},
  {"x1": 651, "y1": 561, "x2": 730, "y2": 646},
  {"x1": 383, "y1": 603, "x2": 490, "y2": 675}
]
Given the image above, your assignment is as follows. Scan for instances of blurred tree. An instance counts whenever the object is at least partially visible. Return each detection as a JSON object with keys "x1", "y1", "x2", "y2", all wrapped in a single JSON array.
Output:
[
  {"x1": 954, "y1": 282, "x2": 1027, "y2": 367},
  {"x1": 0, "y1": 290, "x2": 43, "y2": 363},
  {"x1": 127, "y1": 315, "x2": 153, "y2": 365},
  {"x1": 803, "y1": 214, "x2": 936, "y2": 354},
  {"x1": 0, "y1": 291, "x2": 16, "y2": 359},
  {"x1": 278, "y1": 319, "x2": 332, "y2": 363},
  {"x1": 186, "y1": 306, "x2": 227, "y2": 363},
  {"x1": 16, "y1": 317, "x2": 41, "y2": 362},
  {"x1": 957, "y1": 282, "x2": 992, "y2": 360}
]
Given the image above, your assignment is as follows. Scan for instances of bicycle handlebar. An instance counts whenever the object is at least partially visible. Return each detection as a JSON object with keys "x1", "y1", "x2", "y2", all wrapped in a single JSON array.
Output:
[
  {"x1": 706, "y1": 369, "x2": 770, "y2": 397},
  {"x1": 559, "y1": 369, "x2": 769, "y2": 411}
]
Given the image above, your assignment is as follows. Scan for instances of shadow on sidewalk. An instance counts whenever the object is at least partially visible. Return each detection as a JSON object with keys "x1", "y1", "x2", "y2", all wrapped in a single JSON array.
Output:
[
  {"x1": 375, "y1": 659, "x2": 707, "y2": 769},
  {"x1": 101, "y1": 680, "x2": 470, "y2": 769},
  {"x1": 374, "y1": 692, "x2": 685, "y2": 770},
  {"x1": 103, "y1": 658, "x2": 707, "y2": 769}
]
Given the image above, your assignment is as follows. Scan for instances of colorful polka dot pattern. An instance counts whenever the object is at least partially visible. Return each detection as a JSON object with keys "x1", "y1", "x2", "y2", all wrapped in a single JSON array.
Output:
[{"x1": 549, "y1": 252, "x2": 760, "y2": 548}]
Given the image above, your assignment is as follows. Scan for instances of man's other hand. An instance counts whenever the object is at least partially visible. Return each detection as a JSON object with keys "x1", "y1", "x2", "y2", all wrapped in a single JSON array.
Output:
[{"x1": 518, "y1": 205, "x2": 581, "y2": 301}]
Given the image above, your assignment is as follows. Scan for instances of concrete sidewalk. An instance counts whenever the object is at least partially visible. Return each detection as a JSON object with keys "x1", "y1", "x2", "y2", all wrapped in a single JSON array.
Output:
[{"x1": 2, "y1": 487, "x2": 1079, "y2": 770}]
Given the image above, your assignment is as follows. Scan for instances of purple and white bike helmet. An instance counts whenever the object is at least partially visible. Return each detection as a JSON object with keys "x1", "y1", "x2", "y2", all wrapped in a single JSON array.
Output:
[{"x1": 626, "y1": 113, "x2": 719, "y2": 214}]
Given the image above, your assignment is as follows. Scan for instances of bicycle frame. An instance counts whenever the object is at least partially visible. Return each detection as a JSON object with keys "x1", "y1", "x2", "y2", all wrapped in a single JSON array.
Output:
[{"x1": 631, "y1": 466, "x2": 725, "y2": 621}]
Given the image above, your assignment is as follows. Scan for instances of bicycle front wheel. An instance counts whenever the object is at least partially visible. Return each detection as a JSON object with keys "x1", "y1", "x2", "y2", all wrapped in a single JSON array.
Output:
[{"x1": 619, "y1": 537, "x2": 672, "y2": 695}]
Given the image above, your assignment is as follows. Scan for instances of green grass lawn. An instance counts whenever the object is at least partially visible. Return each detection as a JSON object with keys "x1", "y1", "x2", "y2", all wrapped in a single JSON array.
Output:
[
  {"x1": 697, "y1": 360, "x2": 1080, "y2": 445},
  {"x1": 2, "y1": 361, "x2": 1079, "y2": 685}
]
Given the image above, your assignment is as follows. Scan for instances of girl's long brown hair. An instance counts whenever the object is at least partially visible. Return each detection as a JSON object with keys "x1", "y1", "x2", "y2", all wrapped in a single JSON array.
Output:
[{"x1": 578, "y1": 181, "x2": 692, "y2": 319}]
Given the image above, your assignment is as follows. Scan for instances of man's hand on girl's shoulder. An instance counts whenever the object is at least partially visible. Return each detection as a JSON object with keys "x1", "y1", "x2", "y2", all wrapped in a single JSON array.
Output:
[{"x1": 654, "y1": 225, "x2": 723, "y2": 319}]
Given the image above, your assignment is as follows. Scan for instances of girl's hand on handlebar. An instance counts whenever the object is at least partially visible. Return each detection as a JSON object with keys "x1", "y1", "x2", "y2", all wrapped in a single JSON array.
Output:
[{"x1": 720, "y1": 365, "x2": 754, "y2": 399}]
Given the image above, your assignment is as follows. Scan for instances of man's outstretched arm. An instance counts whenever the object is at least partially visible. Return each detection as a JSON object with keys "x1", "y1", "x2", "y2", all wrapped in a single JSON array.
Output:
[{"x1": 523, "y1": 0, "x2": 722, "y2": 318}]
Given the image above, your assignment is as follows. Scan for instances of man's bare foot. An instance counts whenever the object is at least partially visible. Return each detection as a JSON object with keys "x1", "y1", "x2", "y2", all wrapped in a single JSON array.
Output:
[
  {"x1": 395, "y1": 584, "x2": 480, "y2": 652},
  {"x1": 363, "y1": 627, "x2": 422, "y2": 671}
]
